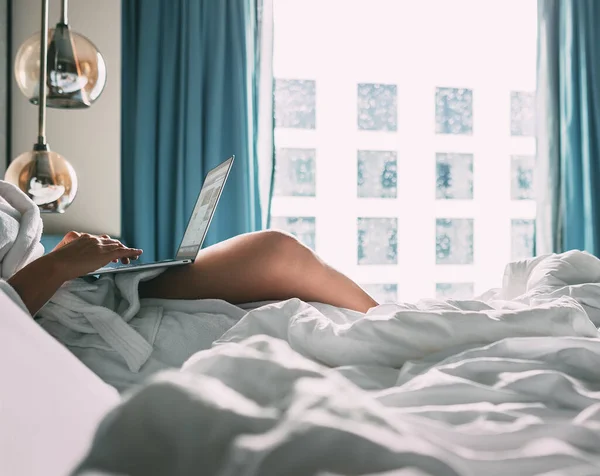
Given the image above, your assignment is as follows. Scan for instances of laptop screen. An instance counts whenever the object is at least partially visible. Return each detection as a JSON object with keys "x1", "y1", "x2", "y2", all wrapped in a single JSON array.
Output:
[{"x1": 175, "y1": 157, "x2": 234, "y2": 260}]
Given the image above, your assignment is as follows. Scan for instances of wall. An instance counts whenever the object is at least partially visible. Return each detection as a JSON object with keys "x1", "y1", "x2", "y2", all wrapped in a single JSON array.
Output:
[{"x1": 11, "y1": 0, "x2": 121, "y2": 236}]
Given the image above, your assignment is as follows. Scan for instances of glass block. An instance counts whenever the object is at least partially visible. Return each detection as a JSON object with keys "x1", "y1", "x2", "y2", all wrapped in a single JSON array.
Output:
[
  {"x1": 271, "y1": 216, "x2": 316, "y2": 250},
  {"x1": 511, "y1": 219, "x2": 535, "y2": 260},
  {"x1": 357, "y1": 83, "x2": 397, "y2": 131},
  {"x1": 357, "y1": 150, "x2": 397, "y2": 198},
  {"x1": 436, "y1": 218, "x2": 474, "y2": 264},
  {"x1": 436, "y1": 153, "x2": 474, "y2": 200},
  {"x1": 362, "y1": 283, "x2": 398, "y2": 304},
  {"x1": 510, "y1": 91, "x2": 535, "y2": 137},
  {"x1": 436, "y1": 282, "x2": 474, "y2": 300},
  {"x1": 274, "y1": 148, "x2": 316, "y2": 197},
  {"x1": 511, "y1": 155, "x2": 535, "y2": 200},
  {"x1": 275, "y1": 79, "x2": 316, "y2": 129},
  {"x1": 435, "y1": 87, "x2": 473, "y2": 135},
  {"x1": 357, "y1": 217, "x2": 398, "y2": 265}
]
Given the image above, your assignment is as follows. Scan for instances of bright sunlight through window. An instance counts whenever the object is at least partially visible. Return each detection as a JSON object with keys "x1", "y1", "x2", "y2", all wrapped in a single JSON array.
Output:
[{"x1": 270, "y1": 0, "x2": 537, "y2": 303}]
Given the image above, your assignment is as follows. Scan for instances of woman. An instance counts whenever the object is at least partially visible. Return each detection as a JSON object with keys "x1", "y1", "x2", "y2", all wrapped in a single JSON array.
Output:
[{"x1": 8, "y1": 230, "x2": 378, "y2": 316}]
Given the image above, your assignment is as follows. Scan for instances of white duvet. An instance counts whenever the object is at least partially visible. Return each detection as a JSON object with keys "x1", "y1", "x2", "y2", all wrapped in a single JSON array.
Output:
[{"x1": 74, "y1": 251, "x2": 600, "y2": 476}]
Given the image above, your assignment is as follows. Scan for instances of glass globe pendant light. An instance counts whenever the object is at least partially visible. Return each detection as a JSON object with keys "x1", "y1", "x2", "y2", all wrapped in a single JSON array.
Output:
[
  {"x1": 5, "y1": 0, "x2": 78, "y2": 213},
  {"x1": 14, "y1": 0, "x2": 107, "y2": 109}
]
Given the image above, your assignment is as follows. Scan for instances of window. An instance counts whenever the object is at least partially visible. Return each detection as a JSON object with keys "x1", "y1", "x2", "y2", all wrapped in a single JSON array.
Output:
[{"x1": 270, "y1": 0, "x2": 537, "y2": 302}]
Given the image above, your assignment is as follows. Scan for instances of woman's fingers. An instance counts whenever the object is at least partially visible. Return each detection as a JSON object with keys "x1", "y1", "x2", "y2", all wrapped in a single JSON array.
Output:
[
  {"x1": 96, "y1": 241, "x2": 142, "y2": 267},
  {"x1": 105, "y1": 244, "x2": 142, "y2": 258},
  {"x1": 99, "y1": 238, "x2": 140, "y2": 259},
  {"x1": 100, "y1": 237, "x2": 122, "y2": 246},
  {"x1": 101, "y1": 242, "x2": 126, "y2": 251}
]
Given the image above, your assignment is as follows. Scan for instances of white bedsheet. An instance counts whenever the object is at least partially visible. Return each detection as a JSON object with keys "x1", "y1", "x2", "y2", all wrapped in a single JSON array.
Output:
[{"x1": 73, "y1": 251, "x2": 600, "y2": 475}]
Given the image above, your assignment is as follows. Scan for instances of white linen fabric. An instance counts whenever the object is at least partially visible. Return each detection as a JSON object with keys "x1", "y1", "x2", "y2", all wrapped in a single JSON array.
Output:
[
  {"x1": 0, "y1": 180, "x2": 44, "y2": 278},
  {"x1": 37, "y1": 265, "x2": 246, "y2": 385},
  {"x1": 74, "y1": 251, "x2": 600, "y2": 476}
]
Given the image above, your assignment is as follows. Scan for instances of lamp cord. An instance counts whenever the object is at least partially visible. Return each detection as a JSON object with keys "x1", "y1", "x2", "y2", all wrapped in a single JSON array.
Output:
[
  {"x1": 37, "y1": 0, "x2": 48, "y2": 146},
  {"x1": 61, "y1": 0, "x2": 68, "y2": 25}
]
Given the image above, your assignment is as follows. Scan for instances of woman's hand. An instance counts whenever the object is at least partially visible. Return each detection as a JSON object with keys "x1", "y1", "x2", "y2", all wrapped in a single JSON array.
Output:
[
  {"x1": 53, "y1": 232, "x2": 135, "y2": 262},
  {"x1": 7, "y1": 231, "x2": 142, "y2": 316},
  {"x1": 48, "y1": 231, "x2": 143, "y2": 281}
]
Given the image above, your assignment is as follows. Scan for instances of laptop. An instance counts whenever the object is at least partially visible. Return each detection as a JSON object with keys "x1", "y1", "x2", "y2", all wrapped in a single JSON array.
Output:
[{"x1": 87, "y1": 156, "x2": 235, "y2": 276}]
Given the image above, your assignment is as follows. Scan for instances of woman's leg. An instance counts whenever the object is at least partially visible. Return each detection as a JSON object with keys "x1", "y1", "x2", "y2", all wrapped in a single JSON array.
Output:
[{"x1": 139, "y1": 230, "x2": 378, "y2": 312}]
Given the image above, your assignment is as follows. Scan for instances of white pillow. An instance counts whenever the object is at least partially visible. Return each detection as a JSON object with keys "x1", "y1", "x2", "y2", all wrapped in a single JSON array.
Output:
[{"x1": 0, "y1": 287, "x2": 119, "y2": 476}]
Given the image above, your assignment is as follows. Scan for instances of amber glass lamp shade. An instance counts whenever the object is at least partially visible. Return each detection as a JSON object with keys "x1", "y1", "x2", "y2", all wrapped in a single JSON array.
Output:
[
  {"x1": 14, "y1": 25, "x2": 106, "y2": 109},
  {"x1": 5, "y1": 148, "x2": 78, "y2": 213}
]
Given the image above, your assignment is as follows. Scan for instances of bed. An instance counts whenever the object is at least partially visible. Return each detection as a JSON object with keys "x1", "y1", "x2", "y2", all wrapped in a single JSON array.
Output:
[{"x1": 6, "y1": 251, "x2": 600, "y2": 475}]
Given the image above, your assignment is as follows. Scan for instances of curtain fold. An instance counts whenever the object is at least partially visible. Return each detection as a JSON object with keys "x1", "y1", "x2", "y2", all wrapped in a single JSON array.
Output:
[
  {"x1": 536, "y1": 0, "x2": 600, "y2": 255},
  {"x1": 122, "y1": 0, "x2": 273, "y2": 261}
]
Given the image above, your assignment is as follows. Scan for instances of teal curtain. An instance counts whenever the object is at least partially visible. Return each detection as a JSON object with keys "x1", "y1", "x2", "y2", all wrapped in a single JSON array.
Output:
[
  {"x1": 536, "y1": 0, "x2": 600, "y2": 255},
  {"x1": 122, "y1": 0, "x2": 273, "y2": 261}
]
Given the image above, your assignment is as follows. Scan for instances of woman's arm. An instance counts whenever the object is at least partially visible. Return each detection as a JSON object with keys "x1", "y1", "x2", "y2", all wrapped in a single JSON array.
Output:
[
  {"x1": 7, "y1": 232, "x2": 142, "y2": 316},
  {"x1": 7, "y1": 253, "x2": 67, "y2": 316}
]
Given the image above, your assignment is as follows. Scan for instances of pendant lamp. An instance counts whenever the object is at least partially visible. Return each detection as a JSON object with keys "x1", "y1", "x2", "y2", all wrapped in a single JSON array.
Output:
[
  {"x1": 5, "y1": 0, "x2": 78, "y2": 213},
  {"x1": 14, "y1": 0, "x2": 107, "y2": 109}
]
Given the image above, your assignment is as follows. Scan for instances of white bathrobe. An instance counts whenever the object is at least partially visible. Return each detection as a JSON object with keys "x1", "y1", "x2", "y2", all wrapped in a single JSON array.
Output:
[{"x1": 0, "y1": 181, "x2": 245, "y2": 391}]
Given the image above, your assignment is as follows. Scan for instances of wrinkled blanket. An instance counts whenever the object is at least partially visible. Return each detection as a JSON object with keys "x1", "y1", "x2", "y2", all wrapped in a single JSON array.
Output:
[{"x1": 74, "y1": 250, "x2": 600, "y2": 476}]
